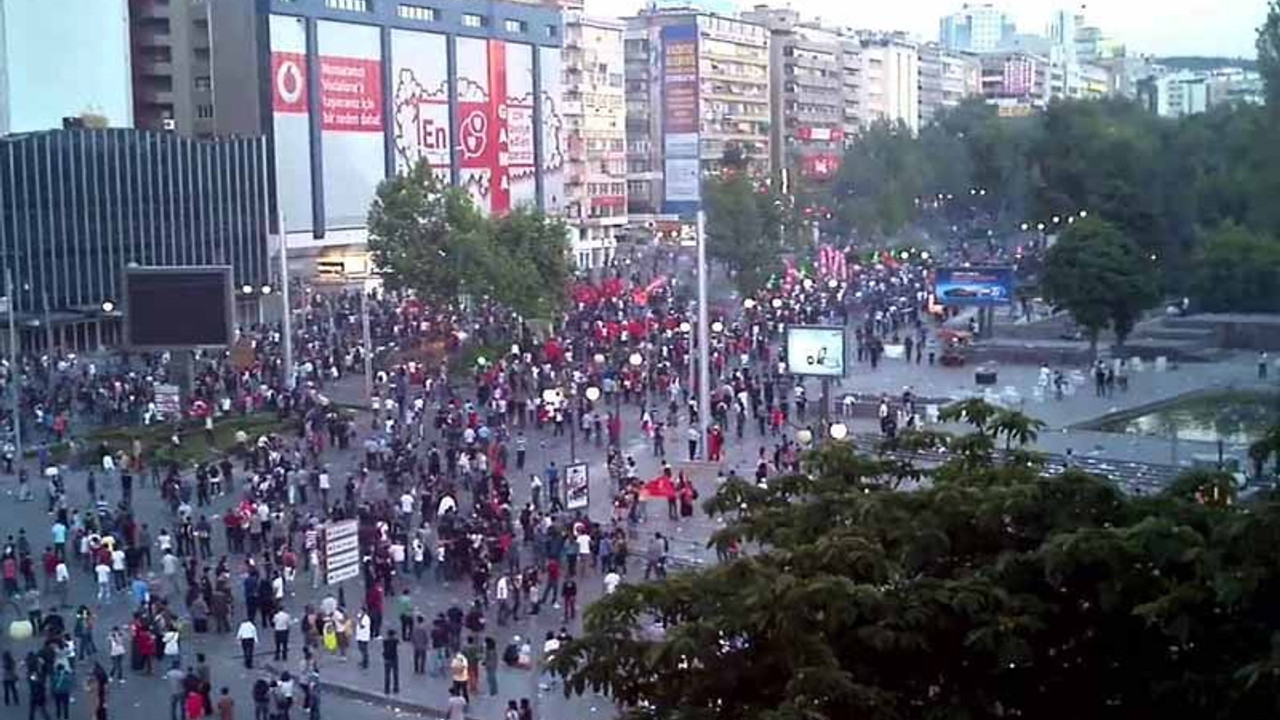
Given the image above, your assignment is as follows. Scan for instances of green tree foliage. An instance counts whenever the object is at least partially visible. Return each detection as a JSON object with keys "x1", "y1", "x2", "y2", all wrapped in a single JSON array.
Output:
[
  {"x1": 367, "y1": 160, "x2": 568, "y2": 317},
  {"x1": 1259, "y1": 0, "x2": 1280, "y2": 108},
  {"x1": 704, "y1": 169, "x2": 783, "y2": 296},
  {"x1": 1189, "y1": 223, "x2": 1280, "y2": 313},
  {"x1": 554, "y1": 404, "x2": 1280, "y2": 720},
  {"x1": 1040, "y1": 217, "x2": 1159, "y2": 353}
]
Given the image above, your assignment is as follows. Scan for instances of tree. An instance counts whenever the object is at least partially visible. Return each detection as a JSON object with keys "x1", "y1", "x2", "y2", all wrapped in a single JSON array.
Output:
[
  {"x1": 367, "y1": 160, "x2": 568, "y2": 317},
  {"x1": 1188, "y1": 222, "x2": 1280, "y2": 313},
  {"x1": 1259, "y1": 0, "x2": 1280, "y2": 109},
  {"x1": 704, "y1": 172, "x2": 778, "y2": 295},
  {"x1": 553, "y1": 414, "x2": 1280, "y2": 720},
  {"x1": 1041, "y1": 217, "x2": 1158, "y2": 354}
]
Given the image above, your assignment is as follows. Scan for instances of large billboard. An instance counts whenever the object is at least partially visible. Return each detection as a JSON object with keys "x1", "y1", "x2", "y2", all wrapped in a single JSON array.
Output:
[
  {"x1": 785, "y1": 326, "x2": 847, "y2": 378},
  {"x1": 269, "y1": 14, "x2": 313, "y2": 232},
  {"x1": 124, "y1": 267, "x2": 233, "y2": 349},
  {"x1": 539, "y1": 47, "x2": 566, "y2": 213},
  {"x1": 317, "y1": 20, "x2": 385, "y2": 229},
  {"x1": 662, "y1": 24, "x2": 700, "y2": 215},
  {"x1": 390, "y1": 29, "x2": 451, "y2": 181},
  {"x1": 934, "y1": 266, "x2": 1016, "y2": 306},
  {"x1": 505, "y1": 42, "x2": 537, "y2": 210},
  {"x1": 456, "y1": 36, "x2": 495, "y2": 213}
]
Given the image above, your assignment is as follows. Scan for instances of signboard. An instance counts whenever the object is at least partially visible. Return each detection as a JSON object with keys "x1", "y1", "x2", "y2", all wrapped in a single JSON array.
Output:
[
  {"x1": 391, "y1": 29, "x2": 451, "y2": 180},
  {"x1": 564, "y1": 462, "x2": 589, "y2": 511},
  {"x1": 323, "y1": 519, "x2": 360, "y2": 585},
  {"x1": 539, "y1": 46, "x2": 566, "y2": 213},
  {"x1": 661, "y1": 24, "x2": 700, "y2": 215},
  {"x1": 270, "y1": 14, "x2": 313, "y2": 233},
  {"x1": 933, "y1": 266, "x2": 1015, "y2": 306},
  {"x1": 153, "y1": 383, "x2": 181, "y2": 419},
  {"x1": 785, "y1": 325, "x2": 847, "y2": 378},
  {"x1": 800, "y1": 153, "x2": 840, "y2": 179},
  {"x1": 317, "y1": 20, "x2": 386, "y2": 230},
  {"x1": 123, "y1": 266, "x2": 233, "y2": 349},
  {"x1": 795, "y1": 126, "x2": 844, "y2": 142}
]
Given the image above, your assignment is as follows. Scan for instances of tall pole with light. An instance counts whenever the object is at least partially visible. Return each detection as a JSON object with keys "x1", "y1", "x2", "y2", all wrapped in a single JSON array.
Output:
[
  {"x1": 4, "y1": 270, "x2": 21, "y2": 463},
  {"x1": 695, "y1": 210, "x2": 710, "y2": 459},
  {"x1": 262, "y1": 140, "x2": 295, "y2": 389}
]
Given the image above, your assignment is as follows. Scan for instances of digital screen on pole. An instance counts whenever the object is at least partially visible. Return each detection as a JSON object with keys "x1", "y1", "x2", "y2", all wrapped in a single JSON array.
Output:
[
  {"x1": 934, "y1": 266, "x2": 1015, "y2": 306},
  {"x1": 785, "y1": 326, "x2": 847, "y2": 377},
  {"x1": 124, "y1": 266, "x2": 233, "y2": 348}
]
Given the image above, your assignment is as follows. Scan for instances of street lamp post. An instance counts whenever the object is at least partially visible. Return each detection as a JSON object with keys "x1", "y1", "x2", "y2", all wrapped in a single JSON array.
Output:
[{"x1": 97, "y1": 300, "x2": 115, "y2": 353}]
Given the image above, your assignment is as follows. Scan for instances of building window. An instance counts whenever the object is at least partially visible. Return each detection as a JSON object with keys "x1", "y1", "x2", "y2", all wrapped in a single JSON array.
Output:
[
  {"x1": 546, "y1": 24, "x2": 558, "y2": 38},
  {"x1": 397, "y1": 4, "x2": 437, "y2": 21},
  {"x1": 324, "y1": 0, "x2": 369, "y2": 12},
  {"x1": 462, "y1": 13, "x2": 486, "y2": 28},
  {"x1": 196, "y1": 104, "x2": 214, "y2": 119},
  {"x1": 194, "y1": 76, "x2": 212, "y2": 91},
  {"x1": 503, "y1": 19, "x2": 526, "y2": 34}
]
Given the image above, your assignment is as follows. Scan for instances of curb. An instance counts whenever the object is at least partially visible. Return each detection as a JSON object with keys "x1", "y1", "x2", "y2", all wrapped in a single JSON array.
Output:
[{"x1": 264, "y1": 662, "x2": 487, "y2": 720}]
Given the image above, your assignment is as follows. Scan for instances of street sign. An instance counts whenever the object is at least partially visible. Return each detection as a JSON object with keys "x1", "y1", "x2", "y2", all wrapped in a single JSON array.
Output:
[
  {"x1": 154, "y1": 383, "x2": 181, "y2": 419},
  {"x1": 322, "y1": 519, "x2": 360, "y2": 586},
  {"x1": 565, "y1": 462, "x2": 589, "y2": 510}
]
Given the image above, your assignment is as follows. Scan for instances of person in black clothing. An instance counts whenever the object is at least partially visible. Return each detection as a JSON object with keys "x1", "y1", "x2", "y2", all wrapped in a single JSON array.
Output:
[
  {"x1": 382, "y1": 630, "x2": 400, "y2": 695},
  {"x1": 2, "y1": 651, "x2": 18, "y2": 706}
]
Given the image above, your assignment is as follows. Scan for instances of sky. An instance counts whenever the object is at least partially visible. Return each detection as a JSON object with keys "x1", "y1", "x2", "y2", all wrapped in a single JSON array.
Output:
[{"x1": 585, "y1": 0, "x2": 1269, "y2": 58}]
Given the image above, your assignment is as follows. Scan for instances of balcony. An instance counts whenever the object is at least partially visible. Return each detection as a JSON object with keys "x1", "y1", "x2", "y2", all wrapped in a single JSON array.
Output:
[
  {"x1": 135, "y1": 29, "x2": 173, "y2": 48},
  {"x1": 132, "y1": 0, "x2": 171, "y2": 18}
]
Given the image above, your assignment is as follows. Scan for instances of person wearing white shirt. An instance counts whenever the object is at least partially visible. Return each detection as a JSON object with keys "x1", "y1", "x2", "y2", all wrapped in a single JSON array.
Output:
[
  {"x1": 237, "y1": 619, "x2": 259, "y2": 668},
  {"x1": 539, "y1": 633, "x2": 562, "y2": 690},
  {"x1": 94, "y1": 562, "x2": 112, "y2": 601},
  {"x1": 110, "y1": 549, "x2": 126, "y2": 590},
  {"x1": 436, "y1": 494, "x2": 457, "y2": 518},
  {"x1": 53, "y1": 560, "x2": 69, "y2": 606},
  {"x1": 575, "y1": 533, "x2": 592, "y2": 575},
  {"x1": 272, "y1": 609, "x2": 292, "y2": 661},
  {"x1": 495, "y1": 575, "x2": 512, "y2": 625},
  {"x1": 603, "y1": 571, "x2": 621, "y2": 595},
  {"x1": 356, "y1": 611, "x2": 372, "y2": 669}
]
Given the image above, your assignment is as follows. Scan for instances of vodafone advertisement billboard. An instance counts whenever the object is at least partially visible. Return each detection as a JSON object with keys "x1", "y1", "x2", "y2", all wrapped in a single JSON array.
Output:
[
  {"x1": 317, "y1": 20, "x2": 385, "y2": 230},
  {"x1": 269, "y1": 15, "x2": 313, "y2": 232}
]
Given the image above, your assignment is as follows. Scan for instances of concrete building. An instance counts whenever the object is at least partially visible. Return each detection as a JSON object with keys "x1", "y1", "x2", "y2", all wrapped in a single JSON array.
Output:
[
  {"x1": 740, "y1": 7, "x2": 844, "y2": 184},
  {"x1": 856, "y1": 33, "x2": 920, "y2": 134},
  {"x1": 0, "y1": 0, "x2": 134, "y2": 134},
  {"x1": 624, "y1": 8, "x2": 770, "y2": 219},
  {"x1": 205, "y1": 0, "x2": 566, "y2": 271},
  {"x1": 838, "y1": 36, "x2": 863, "y2": 139},
  {"x1": 1139, "y1": 71, "x2": 1210, "y2": 118},
  {"x1": 1078, "y1": 61, "x2": 1113, "y2": 98},
  {"x1": 979, "y1": 50, "x2": 1049, "y2": 114},
  {"x1": 918, "y1": 42, "x2": 981, "y2": 125},
  {"x1": 561, "y1": 9, "x2": 627, "y2": 269},
  {"x1": 939, "y1": 3, "x2": 1016, "y2": 53},
  {"x1": 128, "y1": 0, "x2": 216, "y2": 136}
]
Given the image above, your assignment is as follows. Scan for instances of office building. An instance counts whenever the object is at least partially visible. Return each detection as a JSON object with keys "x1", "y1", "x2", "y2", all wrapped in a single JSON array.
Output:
[
  {"x1": 561, "y1": 9, "x2": 627, "y2": 268},
  {"x1": 857, "y1": 33, "x2": 920, "y2": 134},
  {"x1": 740, "y1": 7, "x2": 844, "y2": 183},
  {"x1": 918, "y1": 42, "x2": 981, "y2": 125},
  {"x1": 0, "y1": 0, "x2": 134, "y2": 134},
  {"x1": 128, "y1": 0, "x2": 216, "y2": 136},
  {"x1": 1139, "y1": 71, "x2": 1210, "y2": 117},
  {"x1": 624, "y1": 8, "x2": 770, "y2": 219},
  {"x1": 0, "y1": 129, "x2": 270, "y2": 351},
  {"x1": 939, "y1": 3, "x2": 1016, "y2": 53},
  {"x1": 207, "y1": 0, "x2": 565, "y2": 270}
]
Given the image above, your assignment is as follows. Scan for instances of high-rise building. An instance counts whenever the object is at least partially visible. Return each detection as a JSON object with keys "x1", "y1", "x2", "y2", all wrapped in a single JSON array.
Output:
[
  {"x1": 740, "y1": 7, "x2": 844, "y2": 184},
  {"x1": 838, "y1": 36, "x2": 863, "y2": 138},
  {"x1": 128, "y1": 0, "x2": 216, "y2": 136},
  {"x1": 624, "y1": 8, "x2": 770, "y2": 219},
  {"x1": 206, "y1": 0, "x2": 566, "y2": 269},
  {"x1": 939, "y1": 3, "x2": 1016, "y2": 53},
  {"x1": 857, "y1": 33, "x2": 920, "y2": 134},
  {"x1": 918, "y1": 42, "x2": 981, "y2": 125},
  {"x1": 0, "y1": 0, "x2": 134, "y2": 134},
  {"x1": 561, "y1": 9, "x2": 627, "y2": 269}
]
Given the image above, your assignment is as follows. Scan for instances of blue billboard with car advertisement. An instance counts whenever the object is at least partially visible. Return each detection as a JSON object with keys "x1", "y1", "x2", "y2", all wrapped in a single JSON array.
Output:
[{"x1": 933, "y1": 266, "x2": 1015, "y2": 306}]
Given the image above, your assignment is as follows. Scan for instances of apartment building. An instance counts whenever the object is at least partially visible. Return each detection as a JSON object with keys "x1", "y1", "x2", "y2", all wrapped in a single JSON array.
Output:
[
  {"x1": 624, "y1": 8, "x2": 770, "y2": 218},
  {"x1": 129, "y1": 0, "x2": 216, "y2": 136},
  {"x1": 979, "y1": 50, "x2": 1049, "y2": 115},
  {"x1": 562, "y1": 10, "x2": 628, "y2": 268},
  {"x1": 918, "y1": 41, "x2": 981, "y2": 125},
  {"x1": 857, "y1": 33, "x2": 920, "y2": 134},
  {"x1": 740, "y1": 7, "x2": 844, "y2": 183}
]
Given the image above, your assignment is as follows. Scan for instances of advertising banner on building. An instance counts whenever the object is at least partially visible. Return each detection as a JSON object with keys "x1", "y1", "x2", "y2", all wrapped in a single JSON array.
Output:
[
  {"x1": 933, "y1": 266, "x2": 1016, "y2": 306},
  {"x1": 661, "y1": 24, "x2": 700, "y2": 215},
  {"x1": 390, "y1": 29, "x2": 451, "y2": 180},
  {"x1": 456, "y1": 36, "x2": 495, "y2": 213},
  {"x1": 505, "y1": 42, "x2": 537, "y2": 210},
  {"x1": 539, "y1": 46, "x2": 566, "y2": 214},
  {"x1": 269, "y1": 14, "x2": 313, "y2": 232},
  {"x1": 800, "y1": 153, "x2": 841, "y2": 179},
  {"x1": 317, "y1": 20, "x2": 385, "y2": 229}
]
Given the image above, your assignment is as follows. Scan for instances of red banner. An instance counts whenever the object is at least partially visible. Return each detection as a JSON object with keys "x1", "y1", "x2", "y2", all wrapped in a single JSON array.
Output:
[
  {"x1": 318, "y1": 56, "x2": 382, "y2": 132},
  {"x1": 271, "y1": 52, "x2": 308, "y2": 114},
  {"x1": 795, "y1": 126, "x2": 844, "y2": 142},
  {"x1": 801, "y1": 153, "x2": 841, "y2": 178},
  {"x1": 590, "y1": 195, "x2": 626, "y2": 209}
]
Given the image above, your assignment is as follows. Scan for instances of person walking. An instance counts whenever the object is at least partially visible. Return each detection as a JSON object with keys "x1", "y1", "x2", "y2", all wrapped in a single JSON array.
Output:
[
  {"x1": 2, "y1": 651, "x2": 18, "y2": 706},
  {"x1": 355, "y1": 610, "x2": 372, "y2": 669},
  {"x1": 272, "y1": 608, "x2": 291, "y2": 662},
  {"x1": 483, "y1": 637, "x2": 499, "y2": 697},
  {"x1": 449, "y1": 650, "x2": 469, "y2": 705},
  {"x1": 410, "y1": 616, "x2": 429, "y2": 675},
  {"x1": 108, "y1": 627, "x2": 127, "y2": 680},
  {"x1": 50, "y1": 665, "x2": 73, "y2": 720},
  {"x1": 237, "y1": 619, "x2": 258, "y2": 669},
  {"x1": 28, "y1": 659, "x2": 51, "y2": 720},
  {"x1": 381, "y1": 630, "x2": 400, "y2": 695},
  {"x1": 445, "y1": 687, "x2": 467, "y2": 720},
  {"x1": 216, "y1": 687, "x2": 235, "y2": 720}
]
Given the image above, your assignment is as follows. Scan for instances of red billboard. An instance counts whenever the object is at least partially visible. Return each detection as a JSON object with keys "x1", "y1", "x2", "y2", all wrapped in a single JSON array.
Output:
[
  {"x1": 271, "y1": 52, "x2": 308, "y2": 114},
  {"x1": 801, "y1": 153, "x2": 841, "y2": 179},
  {"x1": 662, "y1": 26, "x2": 698, "y2": 136},
  {"x1": 319, "y1": 56, "x2": 382, "y2": 132},
  {"x1": 795, "y1": 126, "x2": 844, "y2": 143}
]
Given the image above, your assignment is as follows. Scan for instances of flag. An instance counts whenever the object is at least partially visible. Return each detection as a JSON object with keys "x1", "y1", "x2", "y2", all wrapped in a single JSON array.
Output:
[{"x1": 639, "y1": 475, "x2": 676, "y2": 500}]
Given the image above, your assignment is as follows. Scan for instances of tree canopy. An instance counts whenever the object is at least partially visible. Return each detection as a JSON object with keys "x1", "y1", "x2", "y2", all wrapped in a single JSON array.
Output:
[
  {"x1": 1189, "y1": 222, "x2": 1280, "y2": 313},
  {"x1": 554, "y1": 404, "x2": 1280, "y2": 720},
  {"x1": 704, "y1": 157, "x2": 786, "y2": 296},
  {"x1": 367, "y1": 160, "x2": 569, "y2": 317},
  {"x1": 1041, "y1": 217, "x2": 1159, "y2": 351}
]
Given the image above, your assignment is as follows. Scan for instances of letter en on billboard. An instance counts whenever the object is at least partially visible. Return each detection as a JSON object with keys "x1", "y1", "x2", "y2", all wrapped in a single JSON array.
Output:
[
  {"x1": 785, "y1": 326, "x2": 847, "y2": 378},
  {"x1": 390, "y1": 29, "x2": 451, "y2": 182}
]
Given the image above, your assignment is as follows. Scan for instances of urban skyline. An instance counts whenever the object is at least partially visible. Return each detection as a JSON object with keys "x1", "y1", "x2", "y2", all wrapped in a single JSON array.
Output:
[{"x1": 589, "y1": 0, "x2": 1269, "y2": 58}]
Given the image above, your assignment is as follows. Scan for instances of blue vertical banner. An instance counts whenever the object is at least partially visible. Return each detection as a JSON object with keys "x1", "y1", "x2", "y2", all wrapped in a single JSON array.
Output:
[{"x1": 661, "y1": 23, "x2": 700, "y2": 216}]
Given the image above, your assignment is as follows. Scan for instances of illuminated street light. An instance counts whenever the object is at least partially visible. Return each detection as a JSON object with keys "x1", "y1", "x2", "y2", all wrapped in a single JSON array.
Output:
[
  {"x1": 1079, "y1": 210, "x2": 1088, "y2": 218},
  {"x1": 585, "y1": 386, "x2": 602, "y2": 402},
  {"x1": 1020, "y1": 222, "x2": 1030, "y2": 231},
  {"x1": 629, "y1": 352, "x2": 644, "y2": 367},
  {"x1": 743, "y1": 298, "x2": 757, "y2": 310},
  {"x1": 711, "y1": 320, "x2": 725, "y2": 334},
  {"x1": 241, "y1": 284, "x2": 254, "y2": 295},
  {"x1": 101, "y1": 300, "x2": 115, "y2": 313},
  {"x1": 679, "y1": 321, "x2": 692, "y2": 334},
  {"x1": 771, "y1": 298, "x2": 783, "y2": 309},
  {"x1": 1052, "y1": 215, "x2": 1061, "y2": 224},
  {"x1": 260, "y1": 285, "x2": 273, "y2": 295},
  {"x1": 796, "y1": 428, "x2": 814, "y2": 447},
  {"x1": 829, "y1": 423, "x2": 849, "y2": 440}
]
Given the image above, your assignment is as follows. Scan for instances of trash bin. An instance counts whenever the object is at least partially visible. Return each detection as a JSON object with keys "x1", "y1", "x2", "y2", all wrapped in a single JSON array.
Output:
[{"x1": 975, "y1": 365, "x2": 998, "y2": 386}]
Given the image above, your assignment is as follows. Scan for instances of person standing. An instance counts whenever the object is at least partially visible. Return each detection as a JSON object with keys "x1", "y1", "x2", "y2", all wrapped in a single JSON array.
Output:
[
  {"x1": 381, "y1": 630, "x2": 400, "y2": 695},
  {"x1": 410, "y1": 616, "x2": 429, "y2": 676},
  {"x1": 50, "y1": 665, "x2": 73, "y2": 720},
  {"x1": 236, "y1": 619, "x2": 258, "y2": 669},
  {"x1": 2, "y1": 651, "x2": 18, "y2": 706},
  {"x1": 445, "y1": 687, "x2": 467, "y2": 720},
  {"x1": 216, "y1": 688, "x2": 235, "y2": 720},
  {"x1": 272, "y1": 608, "x2": 291, "y2": 662},
  {"x1": 449, "y1": 651, "x2": 469, "y2": 705},
  {"x1": 483, "y1": 637, "x2": 499, "y2": 697},
  {"x1": 28, "y1": 655, "x2": 51, "y2": 720},
  {"x1": 355, "y1": 610, "x2": 372, "y2": 669},
  {"x1": 561, "y1": 578, "x2": 578, "y2": 622}
]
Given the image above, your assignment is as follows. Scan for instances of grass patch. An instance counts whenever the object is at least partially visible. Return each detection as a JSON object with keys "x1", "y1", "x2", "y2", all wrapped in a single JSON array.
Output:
[{"x1": 75, "y1": 413, "x2": 300, "y2": 468}]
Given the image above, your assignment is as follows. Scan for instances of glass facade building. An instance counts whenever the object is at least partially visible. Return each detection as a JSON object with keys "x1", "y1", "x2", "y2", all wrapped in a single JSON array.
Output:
[{"x1": 0, "y1": 129, "x2": 269, "y2": 350}]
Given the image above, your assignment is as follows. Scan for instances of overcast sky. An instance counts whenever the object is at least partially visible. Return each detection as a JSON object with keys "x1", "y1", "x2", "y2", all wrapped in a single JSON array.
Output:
[{"x1": 586, "y1": 0, "x2": 1269, "y2": 58}]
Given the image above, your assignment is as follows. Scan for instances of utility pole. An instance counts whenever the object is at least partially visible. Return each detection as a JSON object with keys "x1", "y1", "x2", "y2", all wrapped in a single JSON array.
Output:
[
  {"x1": 360, "y1": 284, "x2": 374, "y2": 406},
  {"x1": 695, "y1": 209, "x2": 710, "y2": 459},
  {"x1": 265, "y1": 140, "x2": 295, "y2": 389},
  {"x1": 5, "y1": 270, "x2": 21, "y2": 463}
]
